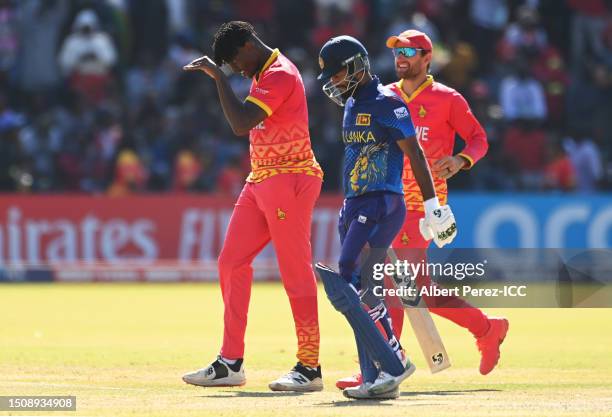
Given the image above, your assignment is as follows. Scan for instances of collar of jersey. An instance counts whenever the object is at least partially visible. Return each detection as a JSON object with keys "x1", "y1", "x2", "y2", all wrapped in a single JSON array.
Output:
[
  {"x1": 396, "y1": 75, "x2": 433, "y2": 103},
  {"x1": 353, "y1": 76, "x2": 380, "y2": 100},
  {"x1": 255, "y1": 48, "x2": 280, "y2": 82}
]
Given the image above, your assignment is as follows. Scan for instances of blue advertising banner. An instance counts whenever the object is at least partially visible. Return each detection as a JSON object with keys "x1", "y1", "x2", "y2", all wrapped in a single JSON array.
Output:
[{"x1": 448, "y1": 193, "x2": 612, "y2": 248}]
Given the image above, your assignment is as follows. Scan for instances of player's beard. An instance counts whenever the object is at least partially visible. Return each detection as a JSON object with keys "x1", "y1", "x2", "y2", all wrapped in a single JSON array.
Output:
[{"x1": 396, "y1": 63, "x2": 422, "y2": 81}]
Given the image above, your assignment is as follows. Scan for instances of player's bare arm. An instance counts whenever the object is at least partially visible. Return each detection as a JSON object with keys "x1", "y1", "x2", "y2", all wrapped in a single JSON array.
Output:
[
  {"x1": 184, "y1": 56, "x2": 266, "y2": 136},
  {"x1": 396, "y1": 136, "x2": 436, "y2": 200}
]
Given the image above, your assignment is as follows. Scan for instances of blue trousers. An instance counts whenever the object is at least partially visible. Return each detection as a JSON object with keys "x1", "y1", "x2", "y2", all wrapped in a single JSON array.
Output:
[
  {"x1": 338, "y1": 191, "x2": 406, "y2": 286},
  {"x1": 337, "y1": 191, "x2": 407, "y2": 382}
]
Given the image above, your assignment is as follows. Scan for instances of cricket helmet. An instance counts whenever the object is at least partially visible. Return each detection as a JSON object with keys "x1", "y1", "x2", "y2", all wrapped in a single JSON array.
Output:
[{"x1": 317, "y1": 35, "x2": 370, "y2": 106}]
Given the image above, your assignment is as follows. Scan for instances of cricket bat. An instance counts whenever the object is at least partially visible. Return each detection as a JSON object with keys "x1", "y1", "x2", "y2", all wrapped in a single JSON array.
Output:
[{"x1": 387, "y1": 249, "x2": 451, "y2": 373}]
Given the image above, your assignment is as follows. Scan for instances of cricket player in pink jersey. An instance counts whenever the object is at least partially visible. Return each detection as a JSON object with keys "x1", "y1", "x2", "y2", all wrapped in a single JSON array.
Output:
[{"x1": 182, "y1": 21, "x2": 324, "y2": 392}]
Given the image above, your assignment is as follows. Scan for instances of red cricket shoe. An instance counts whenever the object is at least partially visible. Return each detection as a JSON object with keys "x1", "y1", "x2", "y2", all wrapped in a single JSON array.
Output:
[
  {"x1": 335, "y1": 373, "x2": 362, "y2": 390},
  {"x1": 477, "y1": 317, "x2": 509, "y2": 375}
]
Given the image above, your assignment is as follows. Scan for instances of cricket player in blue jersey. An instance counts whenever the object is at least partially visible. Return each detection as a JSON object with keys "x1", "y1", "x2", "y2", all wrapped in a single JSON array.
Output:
[{"x1": 314, "y1": 35, "x2": 458, "y2": 400}]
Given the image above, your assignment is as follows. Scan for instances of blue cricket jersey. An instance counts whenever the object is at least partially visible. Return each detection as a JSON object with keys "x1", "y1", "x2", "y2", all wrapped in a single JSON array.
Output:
[{"x1": 341, "y1": 76, "x2": 416, "y2": 198}]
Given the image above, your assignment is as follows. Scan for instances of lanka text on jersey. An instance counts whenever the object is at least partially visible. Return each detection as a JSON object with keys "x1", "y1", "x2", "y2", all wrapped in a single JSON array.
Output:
[{"x1": 342, "y1": 77, "x2": 416, "y2": 198}]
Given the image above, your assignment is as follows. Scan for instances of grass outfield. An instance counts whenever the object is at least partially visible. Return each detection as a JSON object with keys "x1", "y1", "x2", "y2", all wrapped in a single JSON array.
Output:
[{"x1": 1, "y1": 283, "x2": 612, "y2": 417}]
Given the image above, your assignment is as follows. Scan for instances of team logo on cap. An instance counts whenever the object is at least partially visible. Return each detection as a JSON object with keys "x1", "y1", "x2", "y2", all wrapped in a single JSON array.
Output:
[{"x1": 318, "y1": 56, "x2": 325, "y2": 70}]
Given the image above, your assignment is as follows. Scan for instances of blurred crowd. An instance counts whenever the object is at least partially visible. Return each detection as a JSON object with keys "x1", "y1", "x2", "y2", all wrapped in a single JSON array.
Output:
[{"x1": 0, "y1": 0, "x2": 611, "y2": 195}]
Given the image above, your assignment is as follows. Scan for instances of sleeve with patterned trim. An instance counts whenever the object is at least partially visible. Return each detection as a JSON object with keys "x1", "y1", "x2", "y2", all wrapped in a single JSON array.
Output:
[
  {"x1": 245, "y1": 69, "x2": 295, "y2": 117},
  {"x1": 448, "y1": 91, "x2": 488, "y2": 169}
]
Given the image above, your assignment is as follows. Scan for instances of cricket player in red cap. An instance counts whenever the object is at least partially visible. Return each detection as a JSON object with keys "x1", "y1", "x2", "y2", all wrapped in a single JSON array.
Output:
[{"x1": 337, "y1": 29, "x2": 509, "y2": 389}]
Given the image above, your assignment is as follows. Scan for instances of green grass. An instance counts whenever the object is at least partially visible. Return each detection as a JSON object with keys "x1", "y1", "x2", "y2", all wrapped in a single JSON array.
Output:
[{"x1": 1, "y1": 283, "x2": 611, "y2": 417}]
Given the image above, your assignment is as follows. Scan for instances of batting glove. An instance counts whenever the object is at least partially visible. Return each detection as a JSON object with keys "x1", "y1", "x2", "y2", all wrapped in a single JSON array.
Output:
[{"x1": 419, "y1": 197, "x2": 458, "y2": 248}]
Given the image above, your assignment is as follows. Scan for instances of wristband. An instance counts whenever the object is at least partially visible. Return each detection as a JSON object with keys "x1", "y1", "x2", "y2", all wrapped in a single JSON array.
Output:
[{"x1": 424, "y1": 197, "x2": 440, "y2": 214}]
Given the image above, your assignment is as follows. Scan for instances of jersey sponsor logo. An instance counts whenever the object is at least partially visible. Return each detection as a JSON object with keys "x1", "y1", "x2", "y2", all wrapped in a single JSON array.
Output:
[
  {"x1": 342, "y1": 130, "x2": 376, "y2": 143},
  {"x1": 255, "y1": 87, "x2": 269, "y2": 95},
  {"x1": 358, "y1": 215, "x2": 368, "y2": 224},
  {"x1": 356, "y1": 113, "x2": 371, "y2": 126},
  {"x1": 418, "y1": 105, "x2": 427, "y2": 118},
  {"x1": 394, "y1": 106, "x2": 409, "y2": 119},
  {"x1": 293, "y1": 374, "x2": 309, "y2": 384},
  {"x1": 415, "y1": 125, "x2": 429, "y2": 141}
]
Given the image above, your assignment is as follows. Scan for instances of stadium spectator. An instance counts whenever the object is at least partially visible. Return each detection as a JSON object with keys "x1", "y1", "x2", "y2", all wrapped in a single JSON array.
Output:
[
  {"x1": 531, "y1": 47, "x2": 570, "y2": 124},
  {"x1": 311, "y1": 5, "x2": 362, "y2": 49},
  {"x1": 58, "y1": 9, "x2": 117, "y2": 104},
  {"x1": 15, "y1": 0, "x2": 68, "y2": 100},
  {"x1": 568, "y1": 0, "x2": 610, "y2": 72},
  {"x1": 172, "y1": 150, "x2": 203, "y2": 193},
  {"x1": 0, "y1": 0, "x2": 19, "y2": 76},
  {"x1": 502, "y1": 122, "x2": 547, "y2": 188},
  {"x1": 107, "y1": 149, "x2": 148, "y2": 196},
  {"x1": 468, "y1": 0, "x2": 510, "y2": 73},
  {"x1": 544, "y1": 138, "x2": 575, "y2": 191},
  {"x1": 124, "y1": 52, "x2": 173, "y2": 108},
  {"x1": 0, "y1": 1, "x2": 609, "y2": 194},
  {"x1": 165, "y1": 0, "x2": 190, "y2": 35},
  {"x1": 500, "y1": 5, "x2": 548, "y2": 61},
  {"x1": 0, "y1": 92, "x2": 24, "y2": 191},
  {"x1": 215, "y1": 156, "x2": 245, "y2": 198},
  {"x1": 127, "y1": 0, "x2": 168, "y2": 65},
  {"x1": 275, "y1": 0, "x2": 316, "y2": 50},
  {"x1": 563, "y1": 131, "x2": 604, "y2": 192},
  {"x1": 440, "y1": 41, "x2": 478, "y2": 91},
  {"x1": 499, "y1": 59, "x2": 547, "y2": 122}
]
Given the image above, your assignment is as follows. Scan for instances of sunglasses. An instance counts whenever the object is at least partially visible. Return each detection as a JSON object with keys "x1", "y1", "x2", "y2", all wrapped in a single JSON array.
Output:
[{"x1": 393, "y1": 47, "x2": 427, "y2": 58}]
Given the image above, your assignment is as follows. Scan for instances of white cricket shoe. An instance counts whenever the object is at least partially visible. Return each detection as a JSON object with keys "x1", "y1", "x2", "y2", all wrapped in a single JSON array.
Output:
[
  {"x1": 368, "y1": 362, "x2": 416, "y2": 395},
  {"x1": 343, "y1": 382, "x2": 399, "y2": 400},
  {"x1": 268, "y1": 362, "x2": 324, "y2": 392},
  {"x1": 182, "y1": 356, "x2": 246, "y2": 387}
]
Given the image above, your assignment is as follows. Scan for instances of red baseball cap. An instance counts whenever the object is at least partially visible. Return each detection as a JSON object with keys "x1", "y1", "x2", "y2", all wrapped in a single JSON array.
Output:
[{"x1": 386, "y1": 29, "x2": 433, "y2": 51}]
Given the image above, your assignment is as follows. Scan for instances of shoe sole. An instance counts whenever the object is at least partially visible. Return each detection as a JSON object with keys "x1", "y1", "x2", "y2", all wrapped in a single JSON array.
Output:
[
  {"x1": 343, "y1": 388, "x2": 399, "y2": 400},
  {"x1": 368, "y1": 363, "x2": 416, "y2": 395},
  {"x1": 182, "y1": 377, "x2": 246, "y2": 387},
  {"x1": 269, "y1": 380, "x2": 324, "y2": 392}
]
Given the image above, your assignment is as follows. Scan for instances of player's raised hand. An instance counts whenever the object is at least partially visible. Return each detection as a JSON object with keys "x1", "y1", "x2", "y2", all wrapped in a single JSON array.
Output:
[
  {"x1": 183, "y1": 56, "x2": 223, "y2": 80},
  {"x1": 419, "y1": 205, "x2": 457, "y2": 248},
  {"x1": 432, "y1": 156, "x2": 467, "y2": 180}
]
